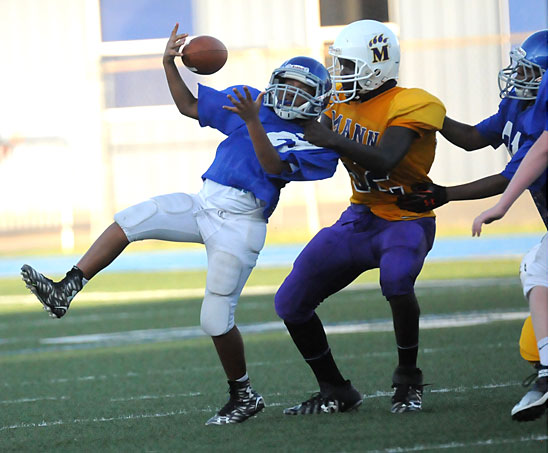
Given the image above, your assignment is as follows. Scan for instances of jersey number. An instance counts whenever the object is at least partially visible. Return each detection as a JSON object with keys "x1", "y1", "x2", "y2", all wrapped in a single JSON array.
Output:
[
  {"x1": 347, "y1": 167, "x2": 404, "y2": 195},
  {"x1": 266, "y1": 131, "x2": 320, "y2": 152},
  {"x1": 502, "y1": 121, "x2": 521, "y2": 156}
]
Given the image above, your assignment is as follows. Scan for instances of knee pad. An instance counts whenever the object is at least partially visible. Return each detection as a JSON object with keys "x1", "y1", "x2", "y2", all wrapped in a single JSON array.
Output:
[
  {"x1": 200, "y1": 293, "x2": 233, "y2": 336},
  {"x1": 200, "y1": 251, "x2": 243, "y2": 336},
  {"x1": 114, "y1": 193, "x2": 196, "y2": 243},
  {"x1": 114, "y1": 199, "x2": 158, "y2": 232}
]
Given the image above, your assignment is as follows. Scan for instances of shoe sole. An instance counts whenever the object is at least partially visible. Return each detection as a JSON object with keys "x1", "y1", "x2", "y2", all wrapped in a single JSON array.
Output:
[
  {"x1": 512, "y1": 398, "x2": 548, "y2": 422},
  {"x1": 391, "y1": 402, "x2": 422, "y2": 414},
  {"x1": 283, "y1": 397, "x2": 363, "y2": 415},
  {"x1": 21, "y1": 265, "x2": 63, "y2": 319},
  {"x1": 345, "y1": 398, "x2": 363, "y2": 412},
  {"x1": 205, "y1": 399, "x2": 266, "y2": 425}
]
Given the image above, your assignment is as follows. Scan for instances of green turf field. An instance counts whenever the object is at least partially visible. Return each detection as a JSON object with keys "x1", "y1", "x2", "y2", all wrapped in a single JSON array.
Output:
[{"x1": 0, "y1": 260, "x2": 547, "y2": 452}]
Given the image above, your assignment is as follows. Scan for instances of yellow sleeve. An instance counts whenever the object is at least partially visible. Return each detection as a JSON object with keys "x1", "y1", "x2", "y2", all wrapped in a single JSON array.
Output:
[{"x1": 388, "y1": 88, "x2": 446, "y2": 136}]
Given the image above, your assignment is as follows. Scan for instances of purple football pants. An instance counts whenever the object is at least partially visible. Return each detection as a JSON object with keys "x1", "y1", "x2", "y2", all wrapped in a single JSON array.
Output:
[{"x1": 274, "y1": 204, "x2": 435, "y2": 323}]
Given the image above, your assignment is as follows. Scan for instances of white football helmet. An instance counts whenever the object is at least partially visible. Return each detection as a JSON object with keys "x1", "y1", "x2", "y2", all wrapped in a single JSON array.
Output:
[{"x1": 329, "y1": 20, "x2": 400, "y2": 103}]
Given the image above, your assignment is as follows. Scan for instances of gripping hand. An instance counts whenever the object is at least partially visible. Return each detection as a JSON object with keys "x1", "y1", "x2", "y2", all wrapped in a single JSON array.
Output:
[{"x1": 396, "y1": 182, "x2": 448, "y2": 213}]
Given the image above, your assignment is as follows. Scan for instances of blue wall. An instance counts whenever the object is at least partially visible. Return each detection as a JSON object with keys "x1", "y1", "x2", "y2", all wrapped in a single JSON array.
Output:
[
  {"x1": 100, "y1": 0, "x2": 194, "y2": 42},
  {"x1": 508, "y1": 0, "x2": 548, "y2": 33}
]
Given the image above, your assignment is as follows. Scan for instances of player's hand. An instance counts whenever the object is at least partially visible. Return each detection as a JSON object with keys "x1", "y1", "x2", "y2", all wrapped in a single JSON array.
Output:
[
  {"x1": 396, "y1": 182, "x2": 448, "y2": 212},
  {"x1": 471, "y1": 206, "x2": 507, "y2": 237},
  {"x1": 163, "y1": 23, "x2": 187, "y2": 63},
  {"x1": 301, "y1": 119, "x2": 336, "y2": 148},
  {"x1": 223, "y1": 86, "x2": 264, "y2": 123}
]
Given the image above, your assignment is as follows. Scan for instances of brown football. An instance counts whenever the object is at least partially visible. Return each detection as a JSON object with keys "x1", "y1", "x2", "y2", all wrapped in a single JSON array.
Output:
[{"x1": 181, "y1": 35, "x2": 228, "y2": 75}]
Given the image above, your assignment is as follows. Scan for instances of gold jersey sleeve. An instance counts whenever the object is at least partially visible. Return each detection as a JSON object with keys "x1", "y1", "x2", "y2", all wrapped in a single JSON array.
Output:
[{"x1": 326, "y1": 87, "x2": 446, "y2": 221}]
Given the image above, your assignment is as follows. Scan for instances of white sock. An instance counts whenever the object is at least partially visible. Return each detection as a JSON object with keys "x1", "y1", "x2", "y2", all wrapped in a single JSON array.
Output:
[
  {"x1": 537, "y1": 337, "x2": 548, "y2": 367},
  {"x1": 235, "y1": 373, "x2": 249, "y2": 383},
  {"x1": 82, "y1": 277, "x2": 89, "y2": 287}
]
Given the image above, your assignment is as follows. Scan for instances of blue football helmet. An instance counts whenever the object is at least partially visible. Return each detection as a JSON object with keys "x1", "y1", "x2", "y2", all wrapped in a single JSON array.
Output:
[
  {"x1": 264, "y1": 56, "x2": 332, "y2": 120},
  {"x1": 498, "y1": 30, "x2": 548, "y2": 100}
]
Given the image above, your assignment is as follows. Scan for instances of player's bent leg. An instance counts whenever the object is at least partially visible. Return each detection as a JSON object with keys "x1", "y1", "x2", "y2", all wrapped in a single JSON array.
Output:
[
  {"x1": 76, "y1": 223, "x2": 130, "y2": 280},
  {"x1": 275, "y1": 221, "x2": 367, "y2": 414},
  {"x1": 22, "y1": 193, "x2": 204, "y2": 319},
  {"x1": 275, "y1": 222, "x2": 365, "y2": 415},
  {"x1": 379, "y1": 218, "x2": 434, "y2": 413},
  {"x1": 115, "y1": 193, "x2": 203, "y2": 243}
]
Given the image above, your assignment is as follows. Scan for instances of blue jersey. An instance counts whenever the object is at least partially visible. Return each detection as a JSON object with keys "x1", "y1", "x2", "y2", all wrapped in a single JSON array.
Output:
[
  {"x1": 476, "y1": 75, "x2": 548, "y2": 226},
  {"x1": 197, "y1": 84, "x2": 339, "y2": 219}
]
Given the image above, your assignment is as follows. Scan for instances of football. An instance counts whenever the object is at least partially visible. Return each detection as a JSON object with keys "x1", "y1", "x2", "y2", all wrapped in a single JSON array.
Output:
[{"x1": 181, "y1": 35, "x2": 228, "y2": 75}]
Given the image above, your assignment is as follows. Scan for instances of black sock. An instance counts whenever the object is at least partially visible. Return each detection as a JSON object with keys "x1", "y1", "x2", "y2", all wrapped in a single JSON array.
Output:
[
  {"x1": 284, "y1": 313, "x2": 346, "y2": 388},
  {"x1": 388, "y1": 293, "x2": 420, "y2": 368}
]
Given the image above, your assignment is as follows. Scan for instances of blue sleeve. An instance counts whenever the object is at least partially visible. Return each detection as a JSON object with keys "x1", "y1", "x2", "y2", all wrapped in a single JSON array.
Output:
[
  {"x1": 501, "y1": 141, "x2": 548, "y2": 191},
  {"x1": 475, "y1": 104, "x2": 507, "y2": 149},
  {"x1": 197, "y1": 84, "x2": 260, "y2": 135},
  {"x1": 277, "y1": 148, "x2": 339, "y2": 182},
  {"x1": 261, "y1": 131, "x2": 339, "y2": 182}
]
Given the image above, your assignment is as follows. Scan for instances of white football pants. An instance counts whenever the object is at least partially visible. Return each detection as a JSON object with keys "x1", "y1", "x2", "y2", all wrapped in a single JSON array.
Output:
[
  {"x1": 114, "y1": 191, "x2": 267, "y2": 336},
  {"x1": 520, "y1": 233, "x2": 548, "y2": 298}
]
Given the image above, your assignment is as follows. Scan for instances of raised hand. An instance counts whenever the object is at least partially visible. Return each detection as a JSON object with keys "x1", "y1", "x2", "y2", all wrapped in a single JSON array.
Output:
[
  {"x1": 223, "y1": 86, "x2": 265, "y2": 123},
  {"x1": 163, "y1": 23, "x2": 188, "y2": 63}
]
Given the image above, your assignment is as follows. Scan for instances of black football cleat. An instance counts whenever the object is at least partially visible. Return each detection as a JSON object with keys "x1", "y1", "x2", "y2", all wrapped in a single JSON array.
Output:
[
  {"x1": 205, "y1": 379, "x2": 265, "y2": 425},
  {"x1": 391, "y1": 366, "x2": 424, "y2": 413},
  {"x1": 283, "y1": 380, "x2": 362, "y2": 415},
  {"x1": 21, "y1": 264, "x2": 84, "y2": 318},
  {"x1": 512, "y1": 364, "x2": 548, "y2": 422}
]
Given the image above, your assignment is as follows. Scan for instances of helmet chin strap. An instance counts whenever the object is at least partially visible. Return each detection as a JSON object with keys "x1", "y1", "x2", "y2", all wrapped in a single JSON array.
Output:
[{"x1": 357, "y1": 79, "x2": 397, "y2": 102}]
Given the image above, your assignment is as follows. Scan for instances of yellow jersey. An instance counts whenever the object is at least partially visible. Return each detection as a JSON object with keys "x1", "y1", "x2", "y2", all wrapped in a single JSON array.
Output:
[{"x1": 325, "y1": 86, "x2": 446, "y2": 221}]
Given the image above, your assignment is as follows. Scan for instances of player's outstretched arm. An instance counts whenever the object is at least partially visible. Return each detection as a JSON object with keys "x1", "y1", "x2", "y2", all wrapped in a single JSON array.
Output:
[
  {"x1": 446, "y1": 174, "x2": 510, "y2": 201},
  {"x1": 472, "y1": 131, "x2": 548, "y2": 236},
  {"x1": 224, "y1": 86, "x2": 290, "y2": 175},
  {"x1": 440, "y1": 116, "x2": 490, "y2": 151},
  {"x1": 303, "y1": 121, "x2": 416, "y2": 174},
  {"x1": 397, "y1": 174, "x2": 509, "y2": 213},
  {"x1": 162, "y1": 23, "x2": 198, "y2": 119}
]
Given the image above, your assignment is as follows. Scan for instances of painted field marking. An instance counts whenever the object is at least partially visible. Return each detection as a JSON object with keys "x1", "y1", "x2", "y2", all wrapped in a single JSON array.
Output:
[
  {"x1": 37, "y1": 309, "x2": 528, "y2": 348},
  {"x1": 0, "y1": 380, "x2": 542, "y2": 431},
  {"x1": 1, "y1": 341, "x2": 517, "y2": 390},
  {"x1": 2, "y1": 277, "x2": 518, "y2": 305},
  {"x1": 362, "y1": 434, "x2": 547, "y2": 452}
]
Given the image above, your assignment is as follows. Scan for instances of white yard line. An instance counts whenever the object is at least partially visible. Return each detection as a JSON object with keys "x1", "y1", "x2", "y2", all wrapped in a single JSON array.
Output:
[
  {"x1": 37, "y1": 310, "x2": 528, "y2": 347},
  {"x1": 0, "y1": 381, "x2": 528, "y2": 408},
  {"x1": 362, "y1": 434, "x2": 548, "y2": 452},
  {"x1": 1, "y1": 382, "x2": 546, "y2": 437},
  {"x1": 3, "y1": 277, "x2": 518, "y2": 305},
  {"x1": 0, "y1": 382, "x2": 544, "y2": 430}
]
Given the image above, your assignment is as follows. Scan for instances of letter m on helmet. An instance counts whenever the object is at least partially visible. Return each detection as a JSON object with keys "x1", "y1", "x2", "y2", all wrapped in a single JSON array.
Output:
[{"x1": 371, "y1": 45, "x2": 389, "y2": 63}]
